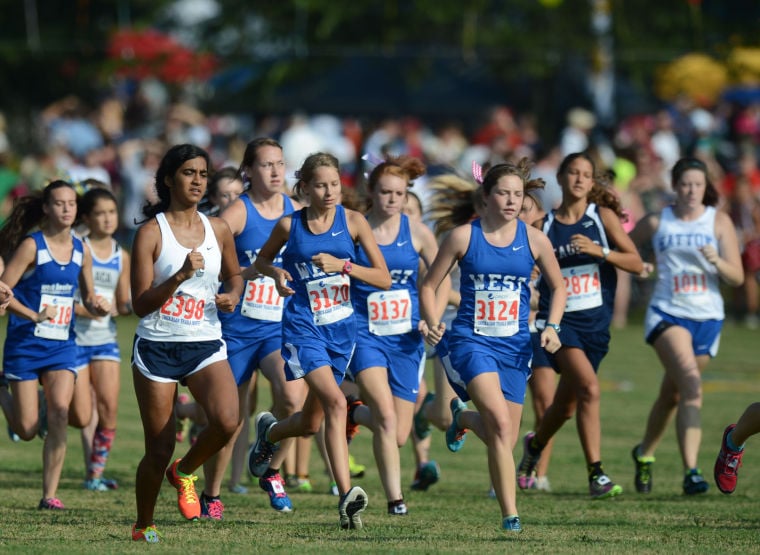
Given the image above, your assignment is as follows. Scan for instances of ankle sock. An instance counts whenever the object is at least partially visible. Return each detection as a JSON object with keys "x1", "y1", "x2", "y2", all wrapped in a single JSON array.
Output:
[{"x1": 727, "y1": 430, "x2": 745, "y2": 452}]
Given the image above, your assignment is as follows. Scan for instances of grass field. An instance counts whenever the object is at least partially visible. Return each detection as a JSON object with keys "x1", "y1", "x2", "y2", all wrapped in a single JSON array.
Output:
[{"x1": 1, "y1": 314, "x2": 759, "y2": 553}]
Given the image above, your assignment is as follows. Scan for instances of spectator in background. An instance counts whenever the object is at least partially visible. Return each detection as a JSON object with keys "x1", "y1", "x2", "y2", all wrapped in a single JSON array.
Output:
[
  {"x1": 727, "y1": 174, "x2": 760, "y2": 328},
  {"x1": 560, "y1": 108, "x2": 596, "y2": 156}
]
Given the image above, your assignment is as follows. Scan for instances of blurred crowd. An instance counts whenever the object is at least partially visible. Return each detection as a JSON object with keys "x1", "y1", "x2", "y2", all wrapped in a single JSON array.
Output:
[{"x1": 1, "y1": 77, "x2": 760, "y2": 326}]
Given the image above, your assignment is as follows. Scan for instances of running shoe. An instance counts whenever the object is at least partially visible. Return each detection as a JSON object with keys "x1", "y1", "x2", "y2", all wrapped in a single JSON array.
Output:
[
  {"x1": 683, "y1": 468, "x2": 709, "y2": 495},
  {"x1": 247, "y1": 412, "x2": 279, "y2": 478},
  {"x1": 132, "y1": 523, "x2": 161, "y2": 544},
  {"x1": 100, "y1": 477, "x2": 119, "y2": 490},
  {"x1": 200, "y1": 493, "x2": 224, "y2": 520},
  {"x1": 259, "y1": 472, "x2": 293, "y2": 512},
  {"x1": 535, "y1": 476, "x2": 552, "y2": 492},
  {"x1": 445, "y1": 398, "x2": 468, "y2": 452},
  {"x1": 387, "y1": 499, "x2": 408, "y2": 516},
  {"x1": 165, "y1": 458, "x2": 201, "y2": 520},
  {"x1": 329, "y1": 481, "x2": 339, "y2": 496},
  {"x1": 589, "y1": 473, "x2": 623, "y2": 499},
  {"x1": 7, "y1": 424, "x2": 20, "y2": 443},
  {"x1": 410, "y1": 461, "x2": 440, "y2": 491},
  {"x1": 338, "y1": 486, "x2": 368, "y2": 530},
  {"x1": 349, "y1": 454, "x2": 366, "y2": 478},
  {"x1": 715, "y1": 423, "x2": 744, "y2": 494},
  {"x1": 516, "y1": 432, "x2": 542, "y2": 489},
  {"x1": 175, "y1": 392, "x2": 191, "y2": 442},
  {"x1": 295, "y1": 478, "x2": 313, "y2": 493},
  {"x1": 83, "y1": 478, "x2": 108, "y2": 492},
  {"x1": 631, "y1": 444, "x2": 655, "y2": 493},
  {"x1": 413, "y1": 392, "x2": 435, "y2": 439},
  {"x1": 38, "y1": 497, "x2": 64, "y2": 510},
  {"x1": 502, "y1": 516, "x2": 522, "y2": 532},
  {"x1": 228, "y1": 483, "x2": 248, "y2": 494},
  {"x1": 346, "y1": 396, "x2": 363, "y2": 444}
]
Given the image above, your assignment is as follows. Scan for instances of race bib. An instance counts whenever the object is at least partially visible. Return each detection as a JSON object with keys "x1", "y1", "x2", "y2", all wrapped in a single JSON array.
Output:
[
  {"x1": 306, "y1": 274, "x2": 353, "y2": 326},
  {"x1": 562, "y1": 263, "x2": 602, "y2": 312},
  {"x1": 34, "y1": 294, "x2": 74, "y2": 340},
  {"x1": 672, "y1": 271, "x2": 709, "y2": 306},
  {"x1": 473, "y1": 289, "x2": 520, "y2": 337},
  {"x1": 241, "y1": 277, "x2": 284, "y2": 322},
  {"x1": 157, "y1": 293, "x2": 206, "y2": 335},
  {"x1": 367, "y1": 289, "x2": 412, "y2": 336}
]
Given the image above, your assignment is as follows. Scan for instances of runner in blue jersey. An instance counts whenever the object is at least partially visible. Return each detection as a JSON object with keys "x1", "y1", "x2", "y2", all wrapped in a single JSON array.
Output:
[
  {"x1": 130, "y1": 144, "x2": 242, "y2": 543},
  {"x1": 72, "y1": 187, "x2": 132, "y2": 493},
  {"x1": 0, "y1": 180, "x2": 108, "y2": 511},
  {"x1": 201, "y1": 138, "x2": 305, "y2": 514},
  {"x1": 247, "y1": 152, "x2": 391, "y2": 530},
  {"x1": 346, "y1": 155, "x2": 443, "y2": 516},
  {"x1": 419, "y1": 159, "x2": 566, "y2": 534},
  {"x1": 630, "y1": 157, "x2": 742, "y2": 495},
  {"x1": 517, "y1": 152, "x2": 643, "y2": 500}
]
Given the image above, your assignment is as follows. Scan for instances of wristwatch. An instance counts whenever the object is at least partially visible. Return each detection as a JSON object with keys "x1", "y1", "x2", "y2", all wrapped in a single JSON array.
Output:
[
  {"x1": 601, "y1": 246, "x2": 610, "y2": 260},
  {"x1": 546, "y1": 322, "x2": 561, "y2": 333},
  {"x1": 342, "y1": 260, "x2": 353, "y2": 275}
]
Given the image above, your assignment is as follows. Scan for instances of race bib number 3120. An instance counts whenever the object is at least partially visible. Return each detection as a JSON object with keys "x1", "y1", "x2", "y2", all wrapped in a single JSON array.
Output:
[{"x1": 306, "y1": 274, "x2": 353, "y2": 325}]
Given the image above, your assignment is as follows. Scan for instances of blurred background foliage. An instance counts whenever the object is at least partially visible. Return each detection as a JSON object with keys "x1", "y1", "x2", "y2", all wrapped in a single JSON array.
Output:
[{"x1": 1, "y1": 0, "x2": 759, "y2": 138}]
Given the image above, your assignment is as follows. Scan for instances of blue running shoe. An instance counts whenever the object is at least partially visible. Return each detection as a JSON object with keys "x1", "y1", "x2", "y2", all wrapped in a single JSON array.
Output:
[
  {"x1": 445, "y1": 398, "x2": 467, "y2": 452},
  {"x1": 7, "y1": 424, "x2": 20, "y2": 443},
  {"x1": 259, "y1": 472, "x2": 293, "y2": 512},
  {"x1": 683, "y1": 468, "x2": 709, "y2": 495},
  {"x1": 410, "y1": 461, "x2": 440, "y2": 491},
  {"x1": 200, "y1": 493, "x2": 224, "y2": 520},
  {"x1": 502, "y1": 516, "x2": 522, "y2": 532},
  {"x1": 247, "y1": 412, "x2": 279, "y2": 478}
]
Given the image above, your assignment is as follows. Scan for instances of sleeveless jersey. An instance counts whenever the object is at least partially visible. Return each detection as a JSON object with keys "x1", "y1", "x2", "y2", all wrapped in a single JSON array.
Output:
[
  {"x1": 537, "y1": 203, "x2": 616, "y2": 333},
  {"x1": 135, "y1": 212, "x2": 223, "y2": 341},
  {"x1": 353, "y1": 214, "x2": 420, "y2": 346},
  {"x1": 219, "y1": 193, "x2": 294, "y2": 337},
  {"x1": 281, "y1": 205, "x2": 356, "y2": 349},
  {"x1": 74, "y1": 238, "x2": 122, "y2": 346},
  {"x1": 5, "y1": 231, "x2": 83, "y2": 356},
  {"x1": 649, "y1": 205, "x2": 723, "y2": 320},
  {"x1": 451, "y1": 219, "x2": 533, "y2": 358}
]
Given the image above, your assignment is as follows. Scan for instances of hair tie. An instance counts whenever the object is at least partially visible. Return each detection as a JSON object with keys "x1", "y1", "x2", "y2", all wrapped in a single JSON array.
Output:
[
  {"x1": 293, "y1": 170, "x2": 302, "y2": 180},
  {"x1": 472, "y1": 161, "x2": 484, "y2": 184}
]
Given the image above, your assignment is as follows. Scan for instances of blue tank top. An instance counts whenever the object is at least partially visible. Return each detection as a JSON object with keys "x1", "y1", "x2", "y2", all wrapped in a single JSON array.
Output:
[
  {"x1": 220, "y1": 193, "x2": 295, "y2": 338},
  {"x1": 451, "y1": 219, "x2": 533, "y2": 359},
  {"x1": 281, "y1": 205, "x2": 357, "y2": 350},
  {"x1": 6, "y1": 231, "x2": 84, "y2": 351},
  {"x1": 353, "y1": 214, "x2": 420, "y2": 346},
  {"x1": 537, "y1": 203, "x2": 616, "y2": 333}
]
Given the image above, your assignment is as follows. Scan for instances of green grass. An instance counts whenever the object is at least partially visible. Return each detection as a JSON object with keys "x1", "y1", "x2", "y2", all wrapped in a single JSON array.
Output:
[{"x1": 1, "y1": 315, "x2": 759, "y2": 553}]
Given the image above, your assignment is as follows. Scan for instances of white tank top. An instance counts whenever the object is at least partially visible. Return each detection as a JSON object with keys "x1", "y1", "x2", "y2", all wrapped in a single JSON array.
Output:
[
  {"x1": 649, "y1": 205, "x2": 724, "y2": 320},
  {"x1": 74, "y1": 238, "x2": 122, "y2": 346},
  {"x1": 136, "y1": 212, "x2": 223, "y2": 341}
]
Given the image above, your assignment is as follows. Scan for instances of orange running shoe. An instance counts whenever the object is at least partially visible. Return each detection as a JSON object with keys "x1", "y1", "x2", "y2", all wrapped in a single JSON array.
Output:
[{"x1": 165, "y1": 458, "x2": 201, "y2": 520}]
